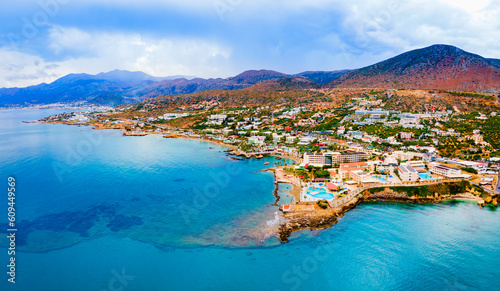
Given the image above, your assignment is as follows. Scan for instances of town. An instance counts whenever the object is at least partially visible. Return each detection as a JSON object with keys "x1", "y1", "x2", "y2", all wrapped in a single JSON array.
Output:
[{"x1": 37, "y1": 88, "x2": 500, "y2": 216}]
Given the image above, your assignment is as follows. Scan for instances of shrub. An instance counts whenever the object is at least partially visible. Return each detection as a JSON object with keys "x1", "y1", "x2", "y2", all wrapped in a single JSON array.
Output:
[
  {"x1": 316, "y1": 199, "x2": 329, "y2": 209},
  {"x1": 461, "y1": 167, "x2": 478, "y2": 174}
]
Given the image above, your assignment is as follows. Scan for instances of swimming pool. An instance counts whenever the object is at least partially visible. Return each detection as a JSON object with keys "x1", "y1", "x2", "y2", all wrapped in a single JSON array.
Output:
[
  {"x1": 372, "y1": 175, "x2": 387, "y2": 182},
  {"x1": 419, "y1": 173, "x2": 432, "y2": 179},
  {"x1": 311, "y1": 192, "x2": 334, "y2": 199}
]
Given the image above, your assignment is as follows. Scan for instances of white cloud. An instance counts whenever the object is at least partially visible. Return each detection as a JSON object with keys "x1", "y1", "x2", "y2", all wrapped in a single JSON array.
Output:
[
  {"x1": 1, "y1": 26, "x2": 234, "y2": 87},
  {"x1": 3, "y1": 0, "x2": 500, "y2": 87}
]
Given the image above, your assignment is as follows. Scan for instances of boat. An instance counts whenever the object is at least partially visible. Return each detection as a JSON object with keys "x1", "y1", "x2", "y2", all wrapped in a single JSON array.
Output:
[{"x1": 264, "y1": 162, "x2": 269, "y2": 165}]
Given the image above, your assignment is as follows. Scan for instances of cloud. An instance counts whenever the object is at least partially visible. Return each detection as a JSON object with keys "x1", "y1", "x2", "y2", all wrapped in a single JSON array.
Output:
[
  {"x1": 1, "y1": 0, "x2": 500, "y2": 87},
  {"x1": 0, "y1": 26, "x2": 233, "y2": 87}
]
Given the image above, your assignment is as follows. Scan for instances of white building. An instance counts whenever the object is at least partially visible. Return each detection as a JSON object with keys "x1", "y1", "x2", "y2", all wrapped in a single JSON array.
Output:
[
  {"x1": 248, "y1": 136, "x2": 266, "y2": 146},
  {"x1": 397, "y1": 165, "x2": 418, "y2": 182},
  {"x1": 428, "y1": 163, "x2": 461, "y2": 177}
]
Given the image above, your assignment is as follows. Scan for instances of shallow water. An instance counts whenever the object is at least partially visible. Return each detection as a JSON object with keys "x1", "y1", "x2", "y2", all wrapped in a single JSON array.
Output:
[{"x1": 0, "y1": 109, "x2": 499, "y2": 291}]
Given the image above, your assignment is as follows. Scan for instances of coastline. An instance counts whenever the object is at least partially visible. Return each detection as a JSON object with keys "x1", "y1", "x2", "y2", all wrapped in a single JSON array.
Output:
[
  {"x1": 34, "y1": 119, "x2": 498, "y2": 244},
  {"x1": 171, "y1": 134, "x2": 238, "y2": 150},
  {"x1": 274, "y1": 182, "x2": 499, "y2": 243}
]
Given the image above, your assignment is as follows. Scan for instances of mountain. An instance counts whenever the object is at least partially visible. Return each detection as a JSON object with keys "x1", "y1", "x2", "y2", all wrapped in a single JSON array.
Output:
[
  {"x1": 296, "y1": 70, "x2": 349, "y2": 84},
  {"x1": 138, "y1": 70, "x2": 291, "y2": 99},
  {"x1": 329, "y1": 44, "x2": 500, "y2": 91},
  {"x1": 0, "y1": 69, "x2": 298, "y2": 106},
  {"x1": 0, "y1": 70, "x2": 166, "y2": 106},
  {"x1": 3, "y1": 45, "x2": 500, "y2": 107}
]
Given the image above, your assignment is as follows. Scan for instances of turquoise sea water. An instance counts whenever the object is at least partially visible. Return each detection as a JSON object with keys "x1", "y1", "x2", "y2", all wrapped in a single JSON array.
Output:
[{"x1": 0, "y1": 109, "x2": 499, "y2": 290}]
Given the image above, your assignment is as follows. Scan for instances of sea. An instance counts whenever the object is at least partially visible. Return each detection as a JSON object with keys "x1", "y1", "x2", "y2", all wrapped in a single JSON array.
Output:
[{"x1": 0, "y1": 109, "x2": 499, "y2": 291}]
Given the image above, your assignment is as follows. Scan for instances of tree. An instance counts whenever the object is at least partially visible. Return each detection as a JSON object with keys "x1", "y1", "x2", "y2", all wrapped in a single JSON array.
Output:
[
  {"x1": 315, "y1": 170, "x2": 331, "y2": 178},
  {"x1": 316, "y1": 199, "x2": 329, "y2": 209},
  {"x1": 461, "y1": 167, "x2": 478, "y2": 174}
]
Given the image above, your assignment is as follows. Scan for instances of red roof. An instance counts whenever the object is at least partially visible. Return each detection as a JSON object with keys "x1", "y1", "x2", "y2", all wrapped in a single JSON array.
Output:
[
  {"x1": 283, "y1": 205, "x2": 291, "y2": 211},
  {"x1": 326, "y1": 183, "x2": 337, "y2": 190}
]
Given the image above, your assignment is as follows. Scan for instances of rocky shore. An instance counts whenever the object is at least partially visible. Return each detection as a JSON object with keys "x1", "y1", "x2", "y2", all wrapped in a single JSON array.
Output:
[
  {"x1": 276, "y1": 184, "x2": 499, "y2": 243},
  {"x1": 277, "y1": 197, "x2": 361, "y2": 243}
]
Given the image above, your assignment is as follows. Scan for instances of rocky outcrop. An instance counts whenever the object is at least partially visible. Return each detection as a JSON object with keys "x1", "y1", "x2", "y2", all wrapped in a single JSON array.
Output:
[
  {"x1": 278, "y1": 210, "x2": 339, "y2": 243},
  {"x1": 276, "y1": 183, "x2": 497, "y2": 243},
  {"x1": 277, "y1": 198, "x2": 361, "y2": 243},
  {"x1": 361, "y1": 188, "x2": 453, "y2": 204}
]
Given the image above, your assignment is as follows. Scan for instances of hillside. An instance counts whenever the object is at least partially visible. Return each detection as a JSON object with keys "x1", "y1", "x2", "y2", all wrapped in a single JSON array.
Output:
[
  {"x1": 0, "y1": 69, "x2": 334, "y2": 107},
  {"x1": 297, "y1": 70, "x2": 349, "y2": 84},
  {"x1": 137, "y1": 70, "x2": 291, "y2": 99},
  {"x1": 3, "y1": 44, "x2": 500, "y2": 107},
  {"x1": 134, "y1": 77, "x2": 323, "y2": 113},
  {"x1": 0, "y1": 70, "x2": 164, "y2": 106},
  {"x1": 329, "y1": 45, "x2": 500, "y2": 91}
]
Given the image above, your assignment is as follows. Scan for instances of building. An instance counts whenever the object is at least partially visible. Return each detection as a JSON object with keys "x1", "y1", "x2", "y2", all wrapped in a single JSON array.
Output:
[
  {"x1": 351, "y1": 170, "x2": 370, "y2": 182},
  {"x1": 68, "y1": 113, "x2": 89, "y2": 123},
  {"x1": 303, "y1": 153, "x2": 331, "y2": 167},
  {"x1": 206, "y1": 114, "x2": 227, "y2": 125},
  {"x1": 399, "y1": 114, "x2": 420, "y2": 126},
  {"x1": 161, "y1": 113, "x2": 190, "y2": 120},
  {"x1": 355, "y1": 109, "x2": 390, "y2": 116},
  {"x1": 331, "y1": 151, "x2": 370, "y2": 165},
  {"x1": 405, "y1": 160, "x2": 425, "y2": 169},
  {"x1": 388, "y1": 151, "x2": 423, "y2": 162},
  {"x1": 298, "y1": 136, "x2": 316, "y2": 145},
  {"x1": 339, "y1": 162, "x2": 369, "y2": 180},
  {"x1": 347, "y1": 131, "x2": 364, "y2": 140},
  {"x1": 423, "y1": 153, "x2": 435, "y2": 162},
  {"x1": 428, "y1": 163, "x2": 461, "y2": 177},
  {"x1": 472, "y1": 134, "x2": 484, "y2": 144},
  {"x1": 399, "y1": 132, "x2": 414, "y2": 140},
  {"x1": 303, "y1": 151, "x2": 369, "y2": 168},
  {"x1": 286, "y1": 136, "x2": 297, "y2": 143},
  {"x1": 247, "y1": 136, "x2": 266, "y2": 146},
  {"x1": 398, "y1": 165, "x2": 418, "y2": 182}
]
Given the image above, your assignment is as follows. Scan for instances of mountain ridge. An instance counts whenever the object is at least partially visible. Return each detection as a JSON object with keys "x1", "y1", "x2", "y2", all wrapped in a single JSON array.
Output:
[
  {"x1": 329, "y1": 44, "x2": 500, "y2": 91},
  {"x1": 2, "y1": 44, "x2": 499, "y2": 106}
]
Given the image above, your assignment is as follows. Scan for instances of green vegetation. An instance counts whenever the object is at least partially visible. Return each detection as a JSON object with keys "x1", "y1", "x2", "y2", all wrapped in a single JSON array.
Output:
[
  {"x1": 368, "y1": 181, "x2": 475, "y2": 198},
  {"x1": 439, "y1": 115, "x2": 500, "y2": 156},
  {"x1": 316, "y1": 199, "x2": 329, "y2": 209},
  {"x1": 313, "y1": 117, "x2": 340, "y2": 131},
  {"x1": 315, "y1": 170, "x2": 331, "y2": 178},
  {"x1": 441, "y1": 90, "x2": 493, "y2": 99},
  {"x1": 360, "y1": 123, "x2": 426, "y2": 139},
  {"x1": 461, "y1": 167, "x2": 478, "y2": 174}
]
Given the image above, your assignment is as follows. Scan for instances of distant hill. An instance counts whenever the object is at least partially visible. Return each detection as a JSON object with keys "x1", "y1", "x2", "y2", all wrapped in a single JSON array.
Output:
[
  {"x1": 329, "y1": 44, "x2": 500, "y2": 91},
  {"x1": 138, "y1": 70, "x2": 292, "y2": 99},
  {"x1": 297, "y1": 70, "x2": 349, "y2": 84},
  {"x1": 0, "y1": 69, "x2": 330, "y2": 106},
  {"x1": 3, "y1": 44, "x2": 500, "y2": 107},
  {"x1": 0, "y1": 70, "x2": 166, "y2": 106}
]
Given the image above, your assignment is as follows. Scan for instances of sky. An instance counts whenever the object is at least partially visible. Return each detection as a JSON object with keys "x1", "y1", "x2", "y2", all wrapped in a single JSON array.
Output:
[{"x1": 1, "y1": 0, "x2": 499, "y2": 88}]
